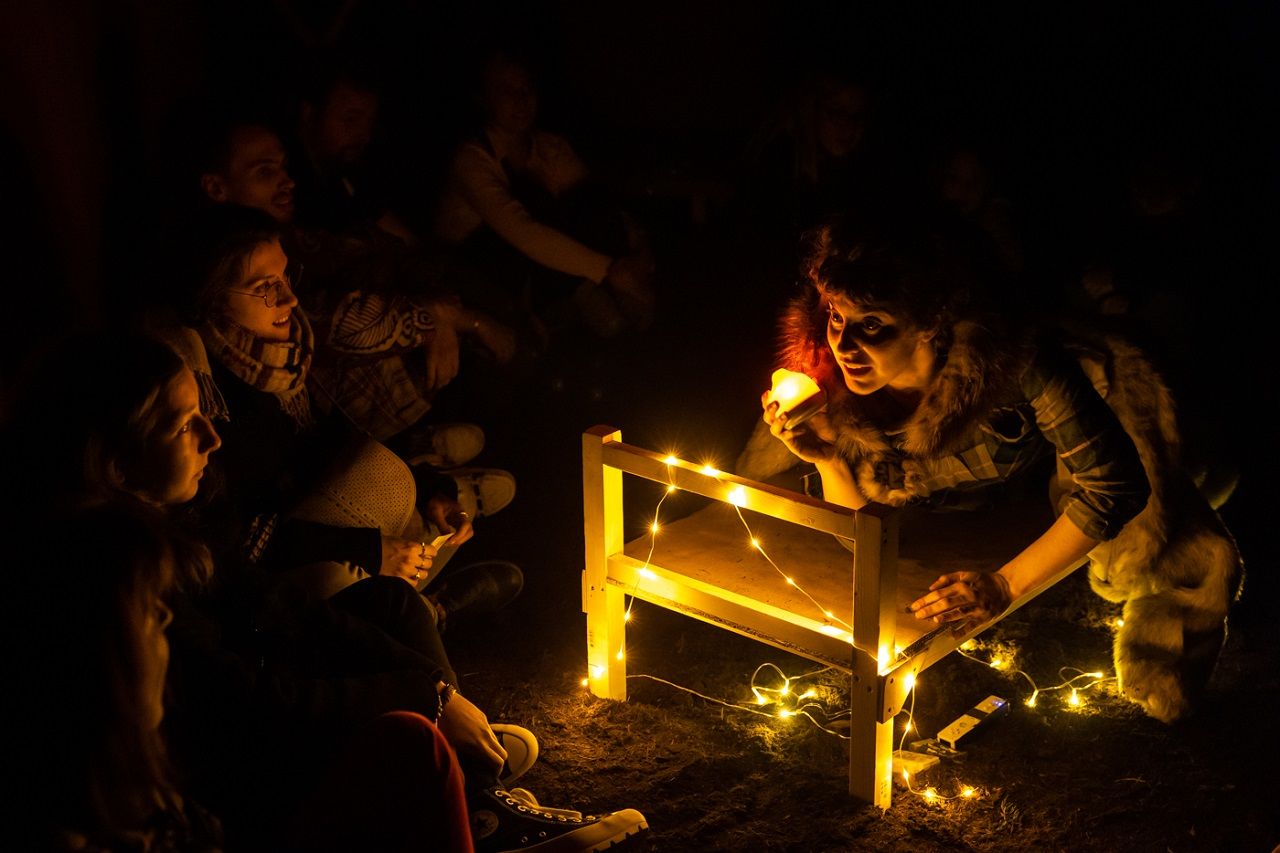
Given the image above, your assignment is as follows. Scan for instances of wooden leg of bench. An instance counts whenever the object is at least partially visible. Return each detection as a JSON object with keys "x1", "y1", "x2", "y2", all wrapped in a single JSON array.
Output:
[
  {"x1": 849, "y1": 650, "x2": 893, "y2": 808},
  {"x1": 583, "y1": 428, "x2": 627, "y2": 700}
]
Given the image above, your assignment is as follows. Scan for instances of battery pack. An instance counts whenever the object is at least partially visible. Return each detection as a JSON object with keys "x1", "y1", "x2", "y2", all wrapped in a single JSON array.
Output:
[{"x1": 936, "y1": 695, "x2": 1009, "y2": 750}]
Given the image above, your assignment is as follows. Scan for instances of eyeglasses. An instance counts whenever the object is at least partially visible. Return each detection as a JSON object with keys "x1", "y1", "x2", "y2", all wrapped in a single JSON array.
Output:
[{"x1": 227, "y1": 265, "x2": 303, "y2": 308}]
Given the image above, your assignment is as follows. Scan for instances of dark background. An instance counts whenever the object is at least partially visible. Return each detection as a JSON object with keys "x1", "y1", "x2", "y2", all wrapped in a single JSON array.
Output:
[
  {"x1": 2, "y1": 1, "x2": 1274, "y2": 353},
  {"x1": 2, "y1": 4, "x2": 1277, "y2": 848}
]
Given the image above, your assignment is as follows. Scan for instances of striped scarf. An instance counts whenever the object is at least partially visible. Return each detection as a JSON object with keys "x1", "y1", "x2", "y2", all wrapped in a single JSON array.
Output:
[{"x1": 200, "y1": 312, "x2": 316, "y2": 431}]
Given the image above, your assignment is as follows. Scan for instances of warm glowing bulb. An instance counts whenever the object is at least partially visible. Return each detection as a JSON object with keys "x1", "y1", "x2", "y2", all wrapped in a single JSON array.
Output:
[
  {"x1": 580, "y1": 677, "x2": 589, "y2": 687},
  {"x1": 902, "y1": 769, "x2": 909, "y2": 781},
  {"x1": 769, "y1": 369, "x2": 820, "y2": 408},
  {"x1": 650, "y1": 521, "x2": 660, "y2": 534},
  {"x1": 784, "y1": 576, "x2": 795, "y2": 586},
  {"x1": 756, "y1": 695, "x2": 768, "y2": 705},
  {"x1": 615, "y1": 650, "x2": 625, "y2": 661},
  {"x1": 1115, "y1": 617, "x2": 1125, "y2": 628},
  {"x1": 923, "y1": 788, "x2": 938, "y2": 802},
  {"x1": 904, "y1": 720, "x2": 913, "y2": 732},
  {"x1": 666, "y1": 484, "x2": 677, "y2": 494},
  {"x1": 823, "y1": 610, "x2": 834, "y2": 619},
  {"x1": 590, "y1": 665, "x2": 604, "y2": 678},
  {"x1": 777, "y1": 709, "x2": 794, "y2": 719},
  {"x1": 962, "y1": 787, "x2": 975, "y2": 798},
  {"x1": 638, "y1": 568, "x2": 657, "y2": 580},
  {"x1": 750, "y1": 537, "x2": 761, "y2": 550},
  {"x1": 1086, "y1": 671, "x2": 1103, "y2": 678},
  {"x1": 663, "y1": 455, "x2": 678, "y2": 466},
  {"x1": 728, "y1": 486, "x2": 747, "y2": 507},
  {"x1": 701, "y1": 464, "x2": 720, "y2": 478},
  {"x1": 624, "y1": 611, "x2": 632, "y2": 622},
  {"x1": 903, "y1": 672, "x2": 917, "y2": 691},
  {"x1": 1068, "y1": 689, "x2": 1081, "y2": 706},
  {"x1": 799, "y1": 689, "x2": 817, "y2": 700},
  {"x1": 1026, "y1": 694, "x2": 1038, "y2": 708},
  {"x1": 989, "y1": 657, "x2": 1004, "y2": 670}
]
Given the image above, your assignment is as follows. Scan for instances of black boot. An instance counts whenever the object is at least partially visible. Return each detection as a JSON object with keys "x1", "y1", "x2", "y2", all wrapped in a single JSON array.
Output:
[{"x1": 425, "y1": 560, "x2": 524, "y2": 633}]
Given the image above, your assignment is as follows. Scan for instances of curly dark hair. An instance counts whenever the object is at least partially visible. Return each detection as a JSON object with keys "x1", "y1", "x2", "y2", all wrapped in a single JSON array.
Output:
[{"x1": 802, "y1": 211, "x2": 984, "y2": 344}]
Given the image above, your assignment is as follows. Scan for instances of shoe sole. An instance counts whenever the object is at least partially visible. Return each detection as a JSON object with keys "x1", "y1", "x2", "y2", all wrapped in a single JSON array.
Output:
[{"x1": 493, "y1": 723, "x2": 538, "y2": 786}]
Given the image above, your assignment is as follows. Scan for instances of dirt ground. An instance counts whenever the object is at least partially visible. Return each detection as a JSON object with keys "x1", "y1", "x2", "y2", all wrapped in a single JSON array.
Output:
[{"x1": 428, "y1": 223, "x2": 1280, "y2": 853}]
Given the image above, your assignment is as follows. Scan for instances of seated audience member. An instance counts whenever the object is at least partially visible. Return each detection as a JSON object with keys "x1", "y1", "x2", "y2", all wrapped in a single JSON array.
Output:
[
  {"x1": 4, "y1": 328, "x2": 649, "y2": 852},
  {"x1": 434, "y1": 47, "x2": 655, "y2": 344},
  {"x1": 290, "y1": 59, "x2": 406, "y2": 239},
  {"x1": 935, "y1": 144, "x2": 1024, "y2": 281},
  {"x1": 8, "y1": 502, "x2": 225, "y2": 853},
  {"x1": 740, "y1": 63, "x2": 889, "y2": 242},
  {"x1": 163, "y1": 203, "x2": 523, "y2": 612},
  {"x1": 191, "y1": 107, "x2": 516, "y2": 452}
]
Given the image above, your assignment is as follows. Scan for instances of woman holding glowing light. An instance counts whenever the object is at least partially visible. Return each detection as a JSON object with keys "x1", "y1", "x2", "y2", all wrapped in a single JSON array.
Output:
[{"x1": 762, "y1": 214, "x2": 1242, "y2": 723}]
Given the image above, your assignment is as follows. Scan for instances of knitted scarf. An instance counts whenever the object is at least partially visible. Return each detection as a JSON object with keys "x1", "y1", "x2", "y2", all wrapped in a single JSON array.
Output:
[{"x1": 200, "y1": 311, "x2": 316, "y2": 431}]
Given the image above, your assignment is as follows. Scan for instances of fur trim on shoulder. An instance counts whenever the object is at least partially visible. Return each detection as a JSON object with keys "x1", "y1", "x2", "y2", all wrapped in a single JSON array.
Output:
[{"x1": 777, "y1": 296, "x2": 1027, "y2": 459}]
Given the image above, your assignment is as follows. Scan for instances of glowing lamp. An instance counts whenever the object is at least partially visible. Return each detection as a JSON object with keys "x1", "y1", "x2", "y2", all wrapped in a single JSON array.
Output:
[{"x1": 767, "y1": 369, "x2": 826, "y2": 426}]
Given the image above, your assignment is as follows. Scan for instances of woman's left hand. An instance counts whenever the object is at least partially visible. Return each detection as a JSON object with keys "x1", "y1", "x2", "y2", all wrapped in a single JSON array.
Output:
[
  {"x1": 424, "y1": 495, "x2": 475, "y2": 546},
  {"x1": 380, "y1": 536, "x2": 438, "y2": 585},
  {"x1": 908, "y1": 571, "x2": 1012, "y2": 631}
]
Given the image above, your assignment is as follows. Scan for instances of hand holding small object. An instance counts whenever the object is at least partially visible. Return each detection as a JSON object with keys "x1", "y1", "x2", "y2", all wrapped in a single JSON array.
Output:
[{"x1": 380, "y1": 535, "x2": 438, "y2": 583}]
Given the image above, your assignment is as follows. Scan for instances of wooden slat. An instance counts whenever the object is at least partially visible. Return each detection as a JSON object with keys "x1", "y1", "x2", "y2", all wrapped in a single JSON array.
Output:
[
  {"x1": 606, "y1": 554, "x2": 857, "y2": 667},
  {"x1": 598, "y1": 437, "x2": 883, "y2": 539}
]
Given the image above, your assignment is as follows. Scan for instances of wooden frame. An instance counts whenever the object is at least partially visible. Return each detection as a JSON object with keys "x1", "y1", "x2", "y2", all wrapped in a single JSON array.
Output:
[{"x1": 582, "y1": 426, "x2": 1084, "y2": 809}]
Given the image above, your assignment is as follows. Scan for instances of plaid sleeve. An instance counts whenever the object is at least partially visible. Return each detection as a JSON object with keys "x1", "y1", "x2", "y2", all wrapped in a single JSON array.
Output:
[{"x1": 1021, "y1": 342, "x2": 1151, "y2": 540}]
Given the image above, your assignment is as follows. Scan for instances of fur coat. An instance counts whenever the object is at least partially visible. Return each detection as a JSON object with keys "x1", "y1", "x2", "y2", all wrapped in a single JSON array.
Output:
[{"x1": 745, "y1": 290, "x2": 1244, "y2": 722}]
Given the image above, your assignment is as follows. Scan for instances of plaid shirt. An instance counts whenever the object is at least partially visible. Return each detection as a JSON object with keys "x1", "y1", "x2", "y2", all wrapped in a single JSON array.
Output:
[{"x1": 888, "y1": 341, "x2": 1150, "y2": 541}]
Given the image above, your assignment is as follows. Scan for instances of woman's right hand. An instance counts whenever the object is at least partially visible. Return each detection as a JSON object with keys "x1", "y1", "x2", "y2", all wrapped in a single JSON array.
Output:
[
  {"x1": 762, "y1": 391, "x2": 839, "y2": 464},
  {"x1": 435, "y1": 687, "x2": 506, "y2": 775},
  {"x1": 379, "y1": 536, "x2": 437, "y2": 585}
]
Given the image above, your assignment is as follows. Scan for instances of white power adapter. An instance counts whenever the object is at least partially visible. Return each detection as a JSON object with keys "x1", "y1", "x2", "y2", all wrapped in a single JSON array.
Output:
[{"x1": 936, "y1": 695, "x2": 1010, "y2": 750}]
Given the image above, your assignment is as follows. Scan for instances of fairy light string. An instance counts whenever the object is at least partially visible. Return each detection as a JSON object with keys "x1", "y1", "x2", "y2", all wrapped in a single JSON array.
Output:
[{"x1": 587, "y1": 450, "x2": 1118, "y2": 805}]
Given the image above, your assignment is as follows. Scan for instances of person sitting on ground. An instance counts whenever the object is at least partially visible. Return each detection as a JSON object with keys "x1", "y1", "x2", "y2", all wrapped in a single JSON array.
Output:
[
  {"x1": 760, "y1": 212, "x2": 1243, "y2": 724},
  {"x1": 740, "y1": 62, "x2": 899, "y2": 249},
  {"x1": 434, "y1": 46, "x2": 655, "y2": 344},
  {"x1": 166, "y1": 204, "x2": 521, "y2": 608},
  {"x1": 8, "y1": 501, "x2": 225, "y2": 853},
  {"x1": 4, "y1": 328, "x2": 649, "y2": 852},
  {"x1": 188, "y1": 103, "x2": 516, "y2": 450}
]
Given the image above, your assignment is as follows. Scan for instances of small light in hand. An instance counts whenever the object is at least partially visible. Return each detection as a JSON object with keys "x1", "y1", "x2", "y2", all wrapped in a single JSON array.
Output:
[{"x1": 768, "y1": 369, "x2": 826, "y2": 426}]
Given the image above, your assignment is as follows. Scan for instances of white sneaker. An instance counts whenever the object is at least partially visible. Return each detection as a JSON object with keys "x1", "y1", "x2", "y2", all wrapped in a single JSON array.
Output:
[
  {"x1": 451, "y1": 467, "x2": 517, "y2": 518},
  {"x1": 492, "y1": 723, "x2": 538, "y2": 787},
  {"x1": 406, "y1": 422, "x2": 486, "y2": 468}
]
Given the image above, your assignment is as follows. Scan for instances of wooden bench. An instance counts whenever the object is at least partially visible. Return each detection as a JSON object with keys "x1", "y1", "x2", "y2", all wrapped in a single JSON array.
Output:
[{"x1": 581, "y1": 426, "x2": 1085, "y2": 808}]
